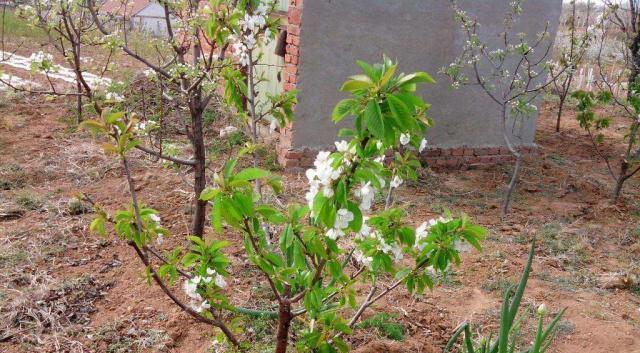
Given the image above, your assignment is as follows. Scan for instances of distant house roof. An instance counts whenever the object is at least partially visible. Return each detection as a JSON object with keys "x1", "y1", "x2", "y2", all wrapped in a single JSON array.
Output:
[{"x1": 100, "y1": 0, "x2": 151, "y2": 18}]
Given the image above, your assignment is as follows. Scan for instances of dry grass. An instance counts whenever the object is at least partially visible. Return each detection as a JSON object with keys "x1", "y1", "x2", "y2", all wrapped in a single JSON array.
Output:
[{"x1": 0, "y1": 275, "x2": 110, "y2": 352}]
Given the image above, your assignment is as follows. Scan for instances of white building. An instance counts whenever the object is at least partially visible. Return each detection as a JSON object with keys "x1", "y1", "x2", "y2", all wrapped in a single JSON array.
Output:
[{"x1": 100, "y1": 0, "x2": 172, "y2": 37}]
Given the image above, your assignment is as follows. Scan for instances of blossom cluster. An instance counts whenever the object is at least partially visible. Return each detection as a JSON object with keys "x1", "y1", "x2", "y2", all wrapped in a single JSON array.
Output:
[
  {"x1": 353, "y1": 225, "x2": 402, "y2": 269},
  {"x1": 400, "y1": 132, "x2": 429, "y2": 153},
  {"x1": 415, "y1": 217, "x2": 449, "y2": 250},
  {"x1": 143, "y1": 68, "x2": 156, "y2": 79},
  {"x1": 28, "y1": 51, "x2": 58, "y2": 73},
  {"x1": 168, "y1": 63, "x2": 198, "y2": 80},
  {"x1": 105, "y1": 92, "x2": 124, "y2": 102},
  {"x1": 305, "y1": 150, "x2": 344, "y2": 211},
  {"x1": 232, "y1": 1, "x2": 274, "y2": 67},
  {"x1": 135, "y1": 120, "x2": 159, "y2": 136},
  {"x1": 183, "y1": 268, "x2": 227, "y2": 313},
  {"x1": 302, "y1": 131, "x2": 442, "y2": 271}
]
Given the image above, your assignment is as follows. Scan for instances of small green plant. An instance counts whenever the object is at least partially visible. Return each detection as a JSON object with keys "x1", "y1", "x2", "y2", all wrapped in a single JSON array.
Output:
[
  {"x1": 255, "y1": 145, "x2": 283, "y2": 172},
  {"x1": 445, "y1": 242, "x2": 566, "y2": 353},
  {"x1": 356, "y1": 313, "x2": 406, "y2": 341},
  {"x1": 0, "y1": 180, "x2": 16, "y2": 190},
  {"x1": 203, "y1": 109, "x2": 218, "y2": 127},
  {"x1": 210, "y1": 131, "x2": 247, "y2": 157},
  {"x1": 15, "y1": 192, "x2": 42, "y2": 211},
  {"x1": 549, "y1": 0, "x2": 594, "y2": 132},
  {"x1": 65, "y1": 197, "x2": 92, "y2": 216},
  {"x1": 480, "y1": 277, "x2": 515, "y2": 294}
]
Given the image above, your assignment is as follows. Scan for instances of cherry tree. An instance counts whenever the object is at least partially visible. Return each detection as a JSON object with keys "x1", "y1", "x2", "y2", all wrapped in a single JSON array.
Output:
[
  {"x1": 83, "y1": 58, "x2": 485, "y2": 352},
  {"x1": 549, "y1": 0, "x2": 594, "y2": 132},
  {"x1": 443, "y1": 0, "x2": 564, "y2": 216}
]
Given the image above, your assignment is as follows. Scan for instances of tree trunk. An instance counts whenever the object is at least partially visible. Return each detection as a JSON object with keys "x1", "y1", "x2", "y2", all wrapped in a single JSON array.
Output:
[
  {"x1": 275, "y1": 302, "x2": 292, "y2": 353},
  {"x1": 628, "y1": 32, "x2": 640, "y2": 99},
  {"x1": 191, "y1": 107, "x2": 207, "y2": 237},
  {"x1": 76, "y1": 42, "x2": 83, "y2": 124},
  {"x1": 501, "y1": 153, "x2": 523, "y2": 217},
  {"x1": 613, "y1": 177, "x2": 624, "y2": 203},
  {"x1": 246, "y1": 50, "x2": 263, "y2": 195},
  {"x1": 500, "y1": 106, "x2": 523, "y2": 217},
  {"x1": 555, "y1": 95, "x2": 564, "y2": 133},
  {"x1": 76, "y1": 80, "x2": 83, "y2": 124},
  {"x1": 1, "y1": 5, "x2": 6, "y2": 61}
]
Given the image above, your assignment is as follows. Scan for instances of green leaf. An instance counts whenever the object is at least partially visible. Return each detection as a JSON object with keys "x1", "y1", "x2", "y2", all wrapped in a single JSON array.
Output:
[
  {"x1": 380, "y1": 63, "x2": 398, "y2": 87},
  {"x1": 234, "y1": 167, "x2": 270, "y2": 181},
  {"x1": 397, "y1": 72, "x2": 435, "y2": 87},
  {"x1": 267, "y1": 177, "x2": 283, "y2": 194},
  {"x1": 223, "y1": 159, "x2": 238, "y2": 180},
  {"x1": 346, "y1": 201, "x2": 362, "y2": 232},
  {"x1": 233, "y1": 192, "x2": 254, "y2": 216},
  {"x1": 335, "y1": 180, "x2": 348, "y2": 207},
  {"x1": 211, "y1": 194, "x2": 223, "y2": 232},
  {"x1": 332, "y1": 99, "x2": 357, "y2": 122},
  {"x1": 340, "y1": 77, "x2": 373, "y2": 92},
  {"x1": 364, "y1": 99, "x2": 384, "y2": 139},
  {"x1": 256, "y1": 205, "x2": 287, "y2": 224},
  {"x1": 387, "y1": 94, "x2": 413, "y2": 131},
  {"x1": 356, "y1": 60, "x2": 379, "y2": 81},
  {"x1": 90, "y1": 217, "x2": 106, "y2": 237},
  {"x1": 318, "y1": 199, "x2": 336, "y2": 229},
  {"x1": 103, "y1": 111, "x2": 125, "y2": 124},
  {"x1": 182, "y1": 252, "x2": 199, "y2": 267},
  {"x1": 333, "y1": 321, "x2": 353, "y2": 335},
  {"x1": 79, "y1": 120, "x2": 105, "y2": 135},
  {"x1": 200, "y1": 187, "x2": 220, "y2": 201}
]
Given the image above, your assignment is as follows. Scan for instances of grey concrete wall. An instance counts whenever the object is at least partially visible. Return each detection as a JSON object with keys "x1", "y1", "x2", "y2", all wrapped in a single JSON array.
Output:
[{"x1": 292, "y1": 0, "x2": 563, "y2": 149}]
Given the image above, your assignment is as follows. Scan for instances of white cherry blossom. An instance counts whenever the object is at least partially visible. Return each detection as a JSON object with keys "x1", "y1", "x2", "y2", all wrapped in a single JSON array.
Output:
[
  {"x1": 419, "y1": 138, "x2": 428, "y2": 152},
  {"x1": 355, "y1": 182, "x2": 375, "y2": 211},
  {"x1": 334, "y1": 208, "x2": 354, "y2": 229},
  {"x1": 390, "y1": 175, "x2": 403, "y2": 188},
  {"x1": 400, "y1": 133, "x2": 410, "y2": 145}
]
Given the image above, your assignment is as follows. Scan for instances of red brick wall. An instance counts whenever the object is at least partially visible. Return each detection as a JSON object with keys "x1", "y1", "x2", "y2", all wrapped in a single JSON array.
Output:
[{"x1": 276, "y1": 0, "x2": 302, "y2": 166}]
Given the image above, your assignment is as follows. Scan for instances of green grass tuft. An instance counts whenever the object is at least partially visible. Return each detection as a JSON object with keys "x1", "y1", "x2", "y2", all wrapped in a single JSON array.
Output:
[{"x1": 356, "y1": 313, "x2": 406, "y2": 341}]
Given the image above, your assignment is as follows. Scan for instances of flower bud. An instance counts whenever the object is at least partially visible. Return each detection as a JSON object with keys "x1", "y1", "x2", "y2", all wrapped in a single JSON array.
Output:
[{"x1": 537, "y1": 303, "x2": 547, "y2": 316}]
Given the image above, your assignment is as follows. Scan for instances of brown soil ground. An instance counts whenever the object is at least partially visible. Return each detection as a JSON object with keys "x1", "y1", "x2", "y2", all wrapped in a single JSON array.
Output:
[
  {"x1": 1, "y1": 91, "x2": 639, "y2": 353},
  {"x1": 3, "y1": 8, "x2": 639, "y2": 353}
]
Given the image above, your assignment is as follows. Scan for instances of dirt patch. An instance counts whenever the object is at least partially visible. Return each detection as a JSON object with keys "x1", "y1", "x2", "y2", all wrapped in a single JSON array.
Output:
[{"x1": 353, "y1": 340, "x2": 439, "y2": 353}]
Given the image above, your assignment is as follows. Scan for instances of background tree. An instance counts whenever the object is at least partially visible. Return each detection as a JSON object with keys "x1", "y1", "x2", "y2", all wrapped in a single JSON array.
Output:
[
  {"x1": 571, "y1": 2, "x2": 640, "y2": 202},
  {"x1": 550, "y1": 0, "x2": 594, "y2": 132},
  {"x1": 85, "y1": 0, "x2": 292, "y2": 237},
  {"x1": 443, "y1": 0, "x2": 563, "y2": 216},
  {"x1": 603, "y1": 0, "x2": 640, "y2": 94},
  {"x1": 2, "y1": 0, "x2": 111, "y2": 122}
]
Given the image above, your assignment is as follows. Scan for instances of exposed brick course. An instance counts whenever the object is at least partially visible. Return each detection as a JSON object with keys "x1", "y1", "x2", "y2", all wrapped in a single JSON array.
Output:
[{"x1": 277, "y1": 145, "x2": 538, "y2": 172}]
